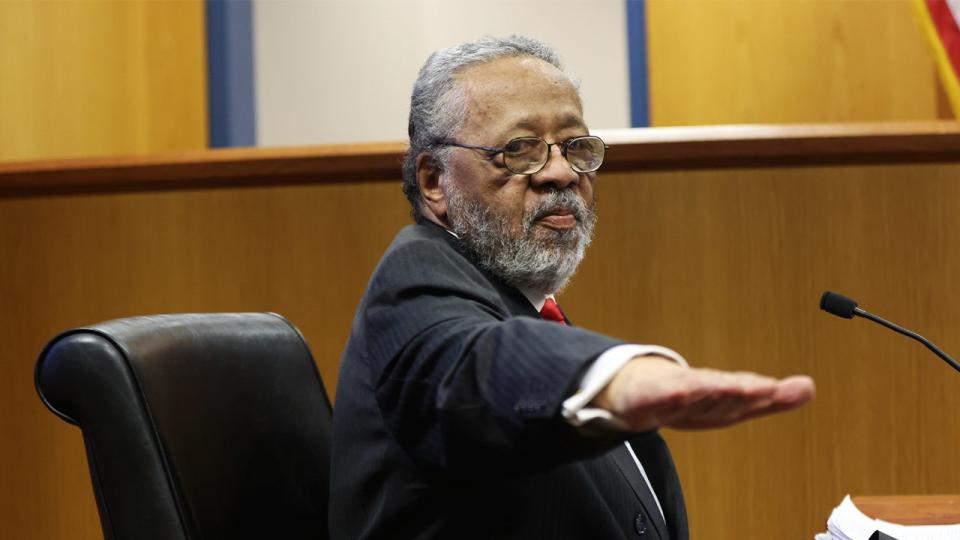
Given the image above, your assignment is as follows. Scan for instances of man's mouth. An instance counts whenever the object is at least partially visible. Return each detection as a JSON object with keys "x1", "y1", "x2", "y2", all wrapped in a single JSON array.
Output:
[{"x1": 535, "y1": 207, "x2": 578, "y2": 230}]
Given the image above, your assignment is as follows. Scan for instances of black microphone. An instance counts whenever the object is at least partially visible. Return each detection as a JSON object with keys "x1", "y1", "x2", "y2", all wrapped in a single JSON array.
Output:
[{"x1": 820, "y1": 291, "x2": 960, "y2": 374}]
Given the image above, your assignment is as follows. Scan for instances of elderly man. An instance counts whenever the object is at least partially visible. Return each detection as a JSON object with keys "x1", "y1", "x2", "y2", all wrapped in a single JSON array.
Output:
[{"x1": 329, "y1": 36, "x2": 814, "y2": 539}]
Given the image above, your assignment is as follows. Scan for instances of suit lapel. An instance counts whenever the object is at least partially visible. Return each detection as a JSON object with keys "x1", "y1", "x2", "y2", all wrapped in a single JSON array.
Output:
[
  {"x1": 610, "y1": 443, "x2": 669, "y2": 540},
  {"x1": 422, "y1": 221, "x2": 672, "y2": 536}
]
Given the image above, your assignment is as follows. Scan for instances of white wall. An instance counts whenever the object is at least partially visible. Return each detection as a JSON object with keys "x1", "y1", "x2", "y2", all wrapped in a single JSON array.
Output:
[{"x1": 252, "y1": 0, "x2": 630, "y2": 146}]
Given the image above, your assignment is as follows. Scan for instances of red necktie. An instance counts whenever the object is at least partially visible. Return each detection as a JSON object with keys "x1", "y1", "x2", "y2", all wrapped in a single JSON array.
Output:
[{"x1": 540, "y1": 298, "x2": 567, "y2": 325}]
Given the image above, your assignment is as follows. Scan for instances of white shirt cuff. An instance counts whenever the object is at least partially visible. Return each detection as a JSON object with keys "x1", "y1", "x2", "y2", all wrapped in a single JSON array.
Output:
[{"x1": 561, "y1": 344, "x2": 688, "y2": 429}]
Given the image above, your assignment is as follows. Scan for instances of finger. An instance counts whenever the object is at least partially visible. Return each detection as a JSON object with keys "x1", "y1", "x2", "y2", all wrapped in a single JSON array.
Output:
[
  {"x1": 651, "y1": 393, "x2": 727, "y2": 425},
  {"x1": 634, "y1": 371, "x2": 762, "y2": 427},
  {"x1": 723, "y1": 371, "x2": 779, "y2": 398},
  {"x1": 660, "y1": 393, "x2": 764, "y2": 429},
  {"x1": 725, "y1": 376, "x2": 816, "y2": 423},
  {"x1": 661, "y1": 375, "x2": 814, "y2": 429},
  {"x1": 774, "y1": 375, "x2": 816, "y2": 404}
]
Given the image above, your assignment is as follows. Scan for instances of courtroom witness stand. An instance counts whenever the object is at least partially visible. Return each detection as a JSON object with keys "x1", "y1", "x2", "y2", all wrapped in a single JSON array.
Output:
[
  {"x1": 412, "y1": 47, "x2": 814, "y2": 435},
  {"x1": 329, "y1": 35, "x2": 815, "y2": 540}
]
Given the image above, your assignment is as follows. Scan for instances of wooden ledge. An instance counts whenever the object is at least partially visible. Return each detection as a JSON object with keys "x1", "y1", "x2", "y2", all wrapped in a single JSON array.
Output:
[
  {"x1": 2, "y1": 122, "x2": 960, "y2": 198},
  {"x1": 596, "y1": 121, "x2": 960, "y2": 171},
  {"x1": 853, "y1": 495, "x2": 960, "y2": 525},
  {"x1": 0, "y1": 142, "x2": 408, "y2": 198}
]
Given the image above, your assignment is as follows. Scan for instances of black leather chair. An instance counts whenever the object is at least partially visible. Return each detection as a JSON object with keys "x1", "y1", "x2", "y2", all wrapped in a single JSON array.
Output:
[{"x1": 35, "y1": 313, "x2": 332, "y2": 540}]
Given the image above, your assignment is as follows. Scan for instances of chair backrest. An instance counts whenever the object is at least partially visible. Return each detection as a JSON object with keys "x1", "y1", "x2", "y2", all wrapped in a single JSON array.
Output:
[{"x1": 35, "y1": 313, "x2": 332, "y2": 540}]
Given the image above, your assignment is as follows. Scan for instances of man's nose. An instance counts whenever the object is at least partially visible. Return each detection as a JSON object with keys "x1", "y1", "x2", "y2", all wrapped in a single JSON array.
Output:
[{"x1": 530, "y1": 145, "x2": 579, "y2": 188}]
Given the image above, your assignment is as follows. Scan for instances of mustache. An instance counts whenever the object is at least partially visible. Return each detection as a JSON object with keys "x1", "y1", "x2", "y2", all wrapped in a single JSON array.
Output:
[{"x1": 528, "y1": 189, "x2": 590, "y2": 224}]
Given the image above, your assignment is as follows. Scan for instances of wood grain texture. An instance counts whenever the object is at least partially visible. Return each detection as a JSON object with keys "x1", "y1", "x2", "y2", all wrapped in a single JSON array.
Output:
[
  {"x1": 561, "y1": 163, "x2": 960, "y2": 537},
  {"x1": 0, "y1": 0, "x2": 206, "y2": 162},
  {"x1": 5, "y1": 129, "x2": 960, "y2": 538},
  {"x1": 0, "y1": 181, "x2": 412, "y2": 539},
  {"x1": 5, "y1": 123, "x2": 960, "y2": 197},
  {"x1": 0, "y1": 141, "x2": 408, "y2": 197},
  {"x1": 854, "y1": 495, "x2": 960, "y2": 525},
  {"x1": 646, "y1": 0, "x2": 940, "y2": 125}
]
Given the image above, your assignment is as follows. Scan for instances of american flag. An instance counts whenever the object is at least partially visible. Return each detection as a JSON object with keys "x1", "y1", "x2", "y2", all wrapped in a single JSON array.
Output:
[{"x1": 914, "y1": 0, "x2": 960, "y2": 117}]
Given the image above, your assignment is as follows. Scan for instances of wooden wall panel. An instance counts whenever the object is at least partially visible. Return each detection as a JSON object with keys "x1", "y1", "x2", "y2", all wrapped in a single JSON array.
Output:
[
  {"x1": 646, "y1": 1, "x2": 941, "y2": 125},
  {"x1": 4, "y1": 137, "x2": 960, "y2": 537},
  {"x1": 0, "y1": 182, "x2": 412, "y2": 539},
  {"x1": 0, "y1": 0, "x2": 206, "y2": 162},
  {"x1": 563, "y1": 163, "x2": 960, "y2": 537}
]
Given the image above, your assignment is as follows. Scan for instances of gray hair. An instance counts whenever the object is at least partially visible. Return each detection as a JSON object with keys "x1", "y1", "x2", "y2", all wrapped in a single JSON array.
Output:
[{"x1": 402, "y1": 35, "x2": 577, "y2": 221}]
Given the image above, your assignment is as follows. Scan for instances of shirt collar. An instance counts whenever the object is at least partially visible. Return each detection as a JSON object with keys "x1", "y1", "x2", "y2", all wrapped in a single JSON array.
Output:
[{"x1": 520, "y1": 289, "x2": 554, "y2": 312}]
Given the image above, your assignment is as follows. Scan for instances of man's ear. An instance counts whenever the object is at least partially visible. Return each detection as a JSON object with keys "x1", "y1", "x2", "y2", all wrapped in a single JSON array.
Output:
[{"x1": 416, "y1": 152, "x2": 448, "y2": 221}]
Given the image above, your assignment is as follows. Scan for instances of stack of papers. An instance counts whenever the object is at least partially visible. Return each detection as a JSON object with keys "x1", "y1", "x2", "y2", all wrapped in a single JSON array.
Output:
[{"x1": 815, "y1": 495, "x2": 960, "y2": 540}]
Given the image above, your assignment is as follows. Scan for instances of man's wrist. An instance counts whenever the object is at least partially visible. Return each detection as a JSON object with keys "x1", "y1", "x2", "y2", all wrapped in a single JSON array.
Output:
[
  {"x1": 589, "y1": 355, "x2": 682, "y2": 412},
  {"x1": 562, "y1": 344, "x2": 687, "y2": 428}
]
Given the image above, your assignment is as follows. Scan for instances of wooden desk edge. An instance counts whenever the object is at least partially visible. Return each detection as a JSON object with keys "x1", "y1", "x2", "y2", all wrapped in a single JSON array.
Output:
[
  {"x1": 3, "y1": 121, "x2": 960, "y2": 198},
  {"x1": 853, "y1": 495, "x2": 960, "y2": 526}
]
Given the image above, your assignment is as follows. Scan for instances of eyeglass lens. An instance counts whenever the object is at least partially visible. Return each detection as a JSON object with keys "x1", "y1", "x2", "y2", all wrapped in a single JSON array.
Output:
[{"x1": 503, "y1": 136, "x2": 605, "y2": 174}]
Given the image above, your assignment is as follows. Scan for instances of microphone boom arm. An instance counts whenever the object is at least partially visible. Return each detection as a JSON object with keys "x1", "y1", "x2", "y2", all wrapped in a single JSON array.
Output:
[{"x1": 853, "y1": 307, "x2": 960, "y2": 375}]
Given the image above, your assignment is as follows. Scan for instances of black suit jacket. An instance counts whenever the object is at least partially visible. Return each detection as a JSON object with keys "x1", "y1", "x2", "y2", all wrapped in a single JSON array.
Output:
[{"x1": 330, "y1": 222, "x2": 687, "y2": 539}]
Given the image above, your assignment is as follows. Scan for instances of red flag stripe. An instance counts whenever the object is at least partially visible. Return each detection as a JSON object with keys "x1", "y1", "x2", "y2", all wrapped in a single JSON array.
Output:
[{"x1": 926, "y1": 0, "x2": 960, "y2": 81}]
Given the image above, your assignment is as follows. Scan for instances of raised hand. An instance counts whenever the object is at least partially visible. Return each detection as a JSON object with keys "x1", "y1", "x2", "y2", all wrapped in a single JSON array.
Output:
[{"x1": 590, "y1": 356, "x2": 815, "y2": 432}]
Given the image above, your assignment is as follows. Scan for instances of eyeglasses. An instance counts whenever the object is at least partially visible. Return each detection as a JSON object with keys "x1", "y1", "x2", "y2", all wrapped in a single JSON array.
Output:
[{"x1": 435, "y1": 135, "x2": 608, "y2": 175}]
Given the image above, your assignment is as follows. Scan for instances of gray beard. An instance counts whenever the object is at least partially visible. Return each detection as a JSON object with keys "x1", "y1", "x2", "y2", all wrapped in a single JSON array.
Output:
[{"x1": 444, "y1": 182, "x2": 597, "y2": 297}]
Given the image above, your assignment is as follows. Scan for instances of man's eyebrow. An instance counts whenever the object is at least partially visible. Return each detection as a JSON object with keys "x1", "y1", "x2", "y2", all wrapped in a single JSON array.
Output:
[
  {"x1": 503, "y1": 115, "x2": 588, "y2": 138},
  {"x1": 557, "y1": 114, "x2": 588, "y2": 130}
]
